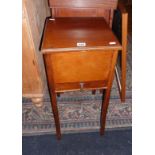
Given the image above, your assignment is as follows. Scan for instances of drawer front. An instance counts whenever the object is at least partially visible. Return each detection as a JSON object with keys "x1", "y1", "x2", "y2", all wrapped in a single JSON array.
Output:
[
  {"x1": 44, "y1": 50, "x2": 114, "y2": 84},
  {"x1": 55, "y1": 80, "x2": 107, "y2": 92}
]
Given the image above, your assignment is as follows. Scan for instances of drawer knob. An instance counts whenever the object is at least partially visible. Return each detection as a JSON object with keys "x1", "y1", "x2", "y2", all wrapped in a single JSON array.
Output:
[{"x1": 80, "y1": 82, "x2": 84, "y2": 92}]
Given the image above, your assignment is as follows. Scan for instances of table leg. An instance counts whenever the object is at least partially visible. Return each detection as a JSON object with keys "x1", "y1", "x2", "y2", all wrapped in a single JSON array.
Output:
[
  {"x1": 121, "y1": 50, "x2": 126, "y2": 103},
  {"x1": 100, "y1": 88, "x2": 111, "y2": 135},
  {"x1": 121, "y1": 12, "x2": 128, "y2": 103},
  {"x1": 50, "y1": 92, "x2": 61, "y2": 140},
  {"x1": 92, "y1": 90, "x2": 96, "y2": 95},
  {"x1": 43, "y1": 55, "x2": 61, "y2": 139},
  {"x1": 100, "y1": 51, "x2": 118, "y2": 135},
  {"x1": 57, "y1": 93, "x2": 61, "y2": 97}
]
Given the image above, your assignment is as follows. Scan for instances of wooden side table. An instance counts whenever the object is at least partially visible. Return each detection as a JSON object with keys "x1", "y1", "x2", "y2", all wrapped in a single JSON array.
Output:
[{"x1": 41, "y1": 17, "x2": 122, "y2": 139}]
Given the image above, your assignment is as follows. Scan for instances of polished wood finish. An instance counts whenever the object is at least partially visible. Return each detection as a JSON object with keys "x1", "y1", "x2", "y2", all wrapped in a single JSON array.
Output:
[
  {"x1": 41, "y1": 18, "x2": 121, "y2": 139},
  {"x1": 22, "y1": 0, "x2": 50, "y2": 105},
  {"x1": 45, "y1": 51, "x2": 114, "y2": 83},
  {"x1": 41, "y1": 17, "x2": 121, "y2": 52},
  {"x1": 49, "y1": 0, "x2": 118, "y2": 27}
]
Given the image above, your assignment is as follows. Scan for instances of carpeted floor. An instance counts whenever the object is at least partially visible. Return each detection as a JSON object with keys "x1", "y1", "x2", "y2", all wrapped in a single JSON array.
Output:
[{"x1": 23, "y1": 128, "x2": 132, "y2": 155}]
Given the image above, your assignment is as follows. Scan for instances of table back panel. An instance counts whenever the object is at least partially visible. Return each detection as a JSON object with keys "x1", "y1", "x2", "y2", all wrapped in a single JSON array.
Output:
[{"x1": 48, "y1": 0, "x2": 118, "y2": 27}]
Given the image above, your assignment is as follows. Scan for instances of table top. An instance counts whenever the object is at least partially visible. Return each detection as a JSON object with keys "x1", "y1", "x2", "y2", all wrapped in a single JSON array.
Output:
[{"x1": 41, "y1": 17, "x2": 122, "y2": 53}]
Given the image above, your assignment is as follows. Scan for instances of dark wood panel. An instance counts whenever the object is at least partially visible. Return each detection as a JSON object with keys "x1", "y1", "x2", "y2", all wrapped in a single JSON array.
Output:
[
  {"x1": 51, "y1": 8, "x2": 109, "y2": 17},
  {"x1": 49, "y1": 0, "x2": 118, "y2": 8}
]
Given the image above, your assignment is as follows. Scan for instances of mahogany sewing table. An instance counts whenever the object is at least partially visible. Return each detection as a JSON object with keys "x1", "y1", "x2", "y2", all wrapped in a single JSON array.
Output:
[{"x1": 41, "y1": 17, "x2": 122, "y2": 139}]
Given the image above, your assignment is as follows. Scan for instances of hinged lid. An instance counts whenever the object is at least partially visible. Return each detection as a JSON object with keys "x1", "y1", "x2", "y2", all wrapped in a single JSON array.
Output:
[{"x1": 41, "y1": 17, "x2": 122, "y2": 53}]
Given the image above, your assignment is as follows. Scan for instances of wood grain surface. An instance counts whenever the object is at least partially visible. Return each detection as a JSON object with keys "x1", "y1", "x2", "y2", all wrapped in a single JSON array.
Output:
[
  {"x1": 22, "y1": 0, "x2": 50, "y2": 103},
  {"x1": 41, "y1": 17, "x2": 121, "y2": 52}
]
